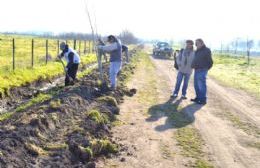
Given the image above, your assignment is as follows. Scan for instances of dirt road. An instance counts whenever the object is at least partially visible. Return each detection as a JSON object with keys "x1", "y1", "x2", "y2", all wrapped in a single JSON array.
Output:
[{"x1": 97, "y1": 53, "x2": 260, "y2": 168}]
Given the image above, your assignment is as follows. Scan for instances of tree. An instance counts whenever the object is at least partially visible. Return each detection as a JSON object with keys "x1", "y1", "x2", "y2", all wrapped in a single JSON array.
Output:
[
  {"x1": 230, "y1": 38, "x2": 238, "y2": 54},
  {"x1": 246, "y1": 38, "x2": 254, "y2": 64},
  {"x1": 118, "y1": 30, "x2": 139, "y2": 44}
]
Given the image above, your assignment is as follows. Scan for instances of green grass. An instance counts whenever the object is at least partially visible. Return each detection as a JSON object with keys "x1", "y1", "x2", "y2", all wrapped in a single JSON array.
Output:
[
  {"x1": 175, "y1": 127, "x2": 213, "y2": 168},
  {"x1": 90, "y1": 139, "x2": 118, "y2": 156},
  {"x1": 0, "y1": 34, "x2": 94, "y2": 70},
  {"x1": 44, "y1": 143, "x2": 68, "y2": 151},
  {"x1": 0, "y1": 34, "x2": 96, "y2": 97},
  {"x1": 0, "y1": 112, "x2": 14, "y2": 122},
  {"x1": 49, "y1": 99, "x2": 61, "y2": 109},
  {"x1": 135, "y1": 52, "x2": 158, "y2": 106},
  {"x1": 209, "y1": 54, "x2": 260, "y2": 97},
  {"x1": 0, "y1": 53, "x2": 97, "y2": 97},
  {"x1": 0, "y1": 93, "x2": 53, "y2": 122},
  {"x1": 15, "y1": 93, "x2": 52, "y2": 112},
  {"x1": 86, "y1": 109, "x2": 109, "y2": 125},
  {"x1": 248, "y1": 142, "x2": 260, "y2": 150},
  {"x1": 216, "y1": 110, "x2": 260, "y2": 137},
  {"x1": 97, "y1": 96, "x2": 118, "y2": 107},
  {"x1": 176, "y1": 127, "x2": 204, "y2": 158},
  {"x1": 195, "y1": 160, "x2": 214, "y2": 168}
]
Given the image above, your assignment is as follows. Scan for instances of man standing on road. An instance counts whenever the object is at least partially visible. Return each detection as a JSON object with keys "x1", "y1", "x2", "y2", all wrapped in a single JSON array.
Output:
[
  {"x1": 191, "y1": 39, "x2": 213, "y2": 105},
  {"x1": 98, "y1": 35, "x2": 122, "y2": 90},
  {"x1": 58, "y1": 42, "x2": 81, "y2": 86},
  {"x1": 171, "y1": 40, "x2": 195, "y2": 99}
]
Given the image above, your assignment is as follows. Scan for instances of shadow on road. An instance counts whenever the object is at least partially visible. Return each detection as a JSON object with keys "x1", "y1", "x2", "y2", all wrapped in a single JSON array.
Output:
[{"x1": 146, "y1": 97, "x2": 203, "y2": 132}]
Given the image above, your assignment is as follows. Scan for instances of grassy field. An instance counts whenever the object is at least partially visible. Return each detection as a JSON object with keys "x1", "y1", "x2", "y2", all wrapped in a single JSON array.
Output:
[
  {"x1": 0, "y1": 34, "x2": 96, "y2": 97},
  {"x1": 209, "y1": 54, "x2": 260, "y2": 98},
  {"x1": 0, "y1": 34, "x2": 93, "y2": 71}
]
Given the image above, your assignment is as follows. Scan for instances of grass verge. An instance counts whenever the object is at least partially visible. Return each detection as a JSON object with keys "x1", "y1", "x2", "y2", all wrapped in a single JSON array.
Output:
[
  {"x1": 0, "y1": 54, "x2": 97, "y2": 97},
  {"x1": 209, "y1": 54, "x2": 260, "y2": 98}
]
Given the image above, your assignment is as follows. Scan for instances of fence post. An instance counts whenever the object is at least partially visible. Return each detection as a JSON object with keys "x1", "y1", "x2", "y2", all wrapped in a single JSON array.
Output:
[
  {"x1": 84, "y1": 40, "x2": 86, "y2": 54},
  {"x1": 57, "y1": 40, "x2": 60, "y2": 56},
  {"x1": 79, "y1": 40, "x2": 81, "y2": 55},
  {"x1": 73, "y1": 39, "x2": 76, "y2": 50},
  {"x1": 32, "y1": 39, "x2": 34, "y2": 68},
  {"x1": 12, "y1": 38, "x2": 15, "y2": 70},
  {"x1": 89, "y1": 41, "x2": 91, "y2": 53},
  {"x1": 46, "y1": 39, "x2": 48, "y2": 64}
]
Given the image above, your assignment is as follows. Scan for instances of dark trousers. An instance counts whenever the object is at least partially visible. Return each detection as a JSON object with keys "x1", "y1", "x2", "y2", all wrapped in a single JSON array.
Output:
[{"x1": 65, "y1": 63, "x2": 79, "y2": 86}]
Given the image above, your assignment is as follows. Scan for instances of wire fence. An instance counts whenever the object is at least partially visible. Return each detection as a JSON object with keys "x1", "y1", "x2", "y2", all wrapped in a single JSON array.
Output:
[{"x1": 0, "y1": 37, "x2": 94, "y2": 72}]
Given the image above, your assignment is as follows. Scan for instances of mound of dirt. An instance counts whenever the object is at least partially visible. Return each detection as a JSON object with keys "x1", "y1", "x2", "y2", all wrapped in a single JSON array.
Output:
[{"x1": 0, "y1": 59, "x2": 137, "y2": 167}]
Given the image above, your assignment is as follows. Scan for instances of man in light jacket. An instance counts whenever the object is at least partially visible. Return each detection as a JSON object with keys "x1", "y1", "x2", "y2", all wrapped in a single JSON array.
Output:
[
  {"x1": 98, "y1": 35, "x2": 122, "y2": 90},
  {"x1": 171, "y1": 40, "x2": 195, "y2": 99}
]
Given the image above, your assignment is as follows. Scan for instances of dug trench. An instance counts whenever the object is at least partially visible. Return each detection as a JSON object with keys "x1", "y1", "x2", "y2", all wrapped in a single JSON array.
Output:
[
  {"x1": 0, "y1": 61, "x2": 97, "y2": 115},
  {"x1": 0, "y1": 49, "x2": 139, "y2": 167}
]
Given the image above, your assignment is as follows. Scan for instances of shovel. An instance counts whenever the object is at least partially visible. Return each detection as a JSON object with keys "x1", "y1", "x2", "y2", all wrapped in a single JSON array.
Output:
[{"x1": 58, "y1": 57, "x2": 74, "y2": 83}]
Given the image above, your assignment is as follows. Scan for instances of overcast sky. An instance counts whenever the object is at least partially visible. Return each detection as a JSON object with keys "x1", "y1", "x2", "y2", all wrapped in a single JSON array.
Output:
[{"x1": 0, "y1": 0, "x2": 260, "y2": 47}]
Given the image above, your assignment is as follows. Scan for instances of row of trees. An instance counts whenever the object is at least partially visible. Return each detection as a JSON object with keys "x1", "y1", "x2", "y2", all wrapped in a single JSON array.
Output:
[
  {"x1": 2, "y1": 30, "x2": 140, "y2": 45},
  {"x1": 218, "y1": 38, "x2": 260, "y2": 64},
  {"x1": 220, "y1": 38, "x2": 260, "y2": 56}
]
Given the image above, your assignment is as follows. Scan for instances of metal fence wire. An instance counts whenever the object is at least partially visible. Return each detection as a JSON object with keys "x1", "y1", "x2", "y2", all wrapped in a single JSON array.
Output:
[{"x1": 0, "y1": 37, "x2": 92, "y2": 72}]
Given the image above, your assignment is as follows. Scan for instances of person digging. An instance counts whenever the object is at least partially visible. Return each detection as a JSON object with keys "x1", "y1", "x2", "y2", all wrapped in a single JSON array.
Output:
[
  {"x1": 98, "y1": 35, "x2": 122, "y2": 91},
  {"x1": 58, "y1": 42, "x2": 80, "y2": 86}
]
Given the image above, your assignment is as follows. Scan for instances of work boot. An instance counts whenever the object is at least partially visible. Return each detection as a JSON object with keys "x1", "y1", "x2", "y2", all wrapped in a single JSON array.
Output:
[
  {"x1": 190, "y1": 98, "x2": 198, "y2": 102},
  {"x1": 181, "y1": 95, "x2": 187, "y2": 99},
  {"x1": 196, "y1": 100, "x2": 207, "y2": 105},
  {"x1": 170, "y1": 94, "x2": 178, "y2": 99}
]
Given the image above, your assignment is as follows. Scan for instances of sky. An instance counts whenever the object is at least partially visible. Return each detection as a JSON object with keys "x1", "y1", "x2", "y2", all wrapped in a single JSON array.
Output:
[{"x1": 0, "y1": 0, "x2": 260, "y2": 48}]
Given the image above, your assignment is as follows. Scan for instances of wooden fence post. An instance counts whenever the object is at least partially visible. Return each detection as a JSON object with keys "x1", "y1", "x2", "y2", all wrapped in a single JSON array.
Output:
[
  {"x1": 32, "y1": 39, "x2": 34, "y2": 68},
  {"x1": 84, "y1": 40, "x2": 86, "y2": 54},
  {"x1": 12, "y1": 38, "x2": 15, "y2": 70},
  {"x1": 73, "y1": 39, "x2": 76, "y2": 50},
  {"x1": 57, "y1": 40, "x2": 60, "y2": 56},
  {"x1": 79, "y1": 40, "x2": 81, "y2": 55},
  {"x1": 46, "y1": 39, "x2": 48, "y2": 64},
  {"x1": 89, "y1": 41, "x2": 91, "y2": 53}
]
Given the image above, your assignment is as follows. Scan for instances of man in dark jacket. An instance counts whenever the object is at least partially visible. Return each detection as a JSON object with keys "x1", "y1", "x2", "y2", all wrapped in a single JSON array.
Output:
[{"x1": 191, "y1": 39, "x2": 213, "y2": 104}]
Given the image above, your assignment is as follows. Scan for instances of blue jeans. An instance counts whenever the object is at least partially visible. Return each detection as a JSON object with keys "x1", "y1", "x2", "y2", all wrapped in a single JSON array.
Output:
[
  {"x1": 173, "y1": 72, "x2": 191, "y2": 96},
  {"x1": 109, "y1": 61, "x2": 122, "y2": 88},
  {"x1": 194, "y1": 69, "x2": 208, "y2": 102}
]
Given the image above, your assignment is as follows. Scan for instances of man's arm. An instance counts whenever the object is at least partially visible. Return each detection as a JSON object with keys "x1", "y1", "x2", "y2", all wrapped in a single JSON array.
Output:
[
  {"x1": 100, "y1": 43, "x2": 118, "y2": 52},
  {"x1": 207, "y1": 49, "x2": 213, "y2": 69}
]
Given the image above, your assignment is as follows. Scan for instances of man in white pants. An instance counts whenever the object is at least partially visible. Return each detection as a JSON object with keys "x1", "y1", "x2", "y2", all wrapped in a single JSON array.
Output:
[{"x1": 98, "y1": 35, "x2": 122, "y2": 90}]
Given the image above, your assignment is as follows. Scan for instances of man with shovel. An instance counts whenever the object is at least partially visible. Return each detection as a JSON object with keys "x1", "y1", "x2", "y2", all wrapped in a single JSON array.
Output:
[
  {"x1": 58, "y1": 42, "x2": 80, "y2": 86},
  {"x1": 98, "y1": 35, "x2": 122, "y2": 90}
]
